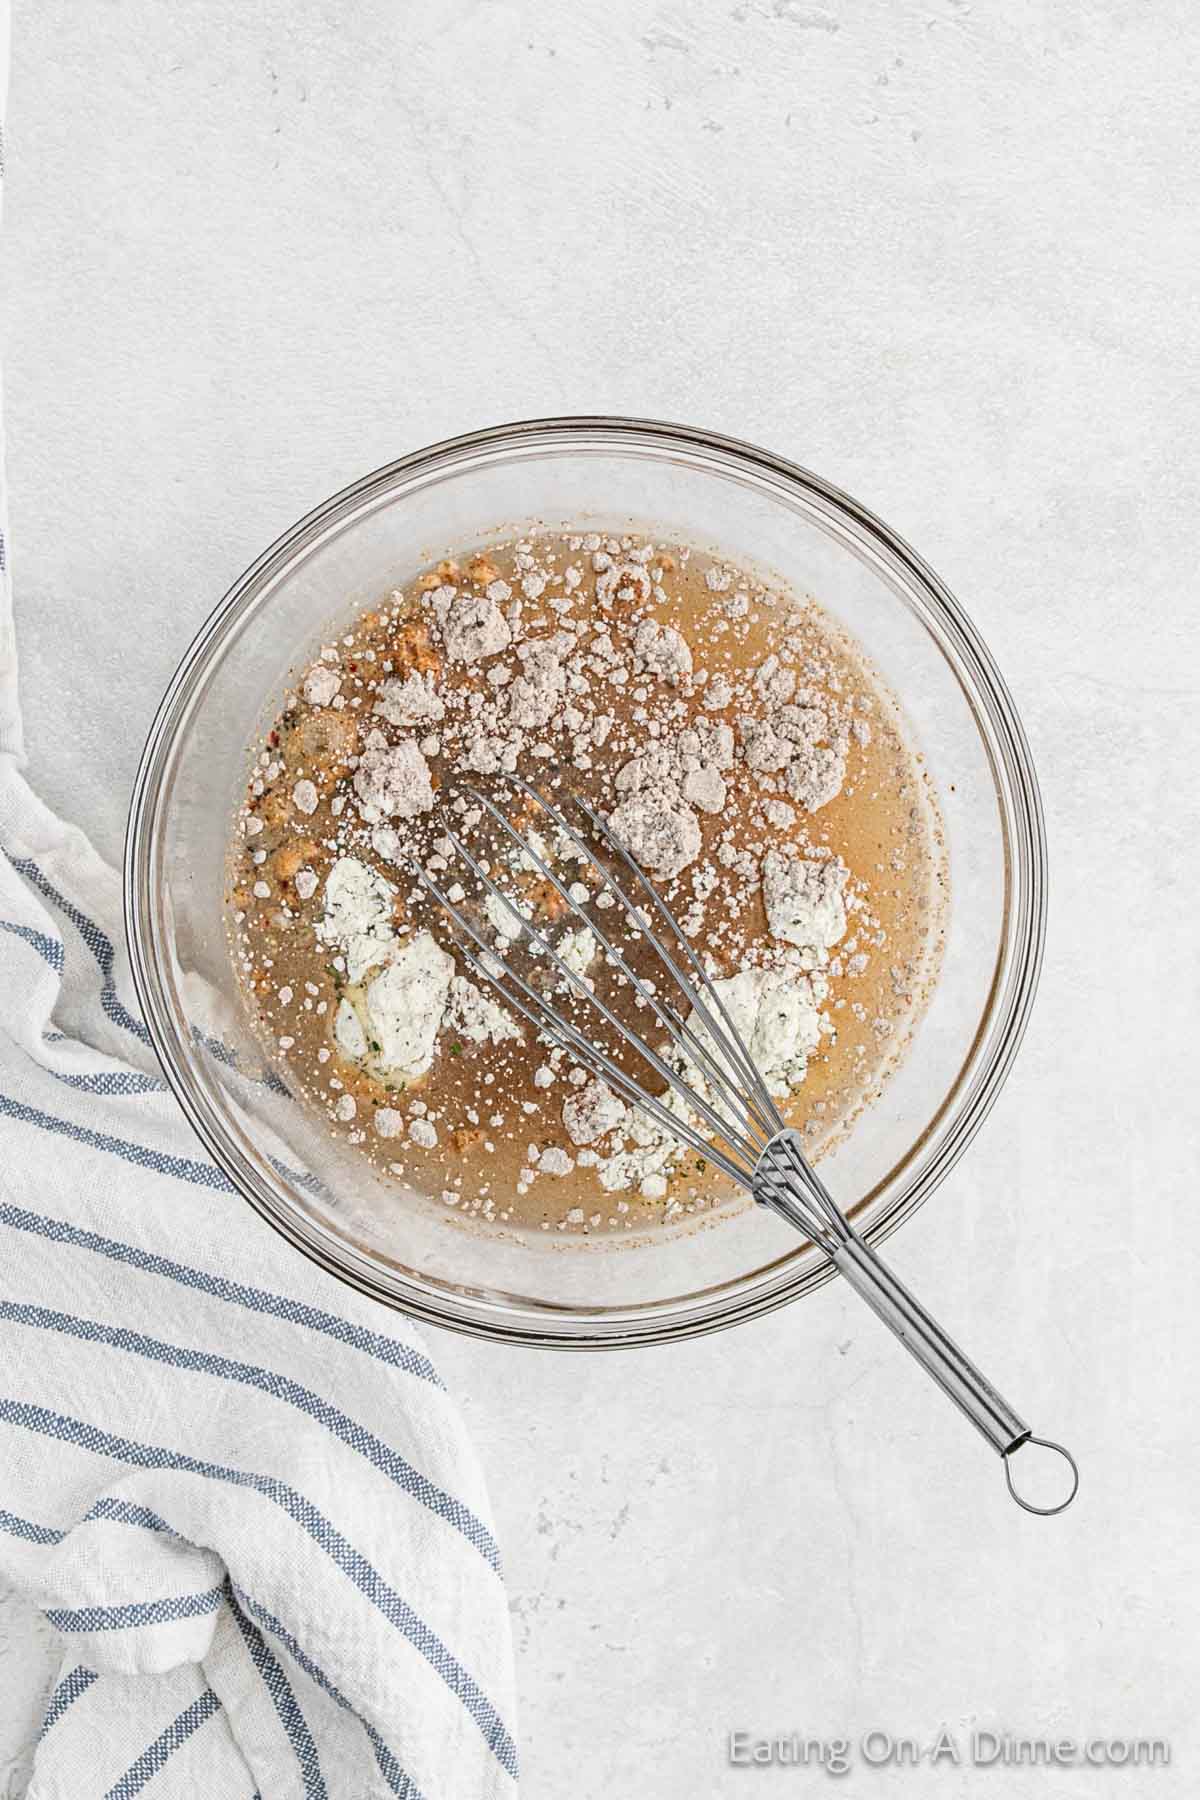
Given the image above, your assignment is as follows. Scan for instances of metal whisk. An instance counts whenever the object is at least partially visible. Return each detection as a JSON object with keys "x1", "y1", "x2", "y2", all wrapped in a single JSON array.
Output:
[{"x1": 415, "y1": 774, "x2": 1078, "y2": 1516}]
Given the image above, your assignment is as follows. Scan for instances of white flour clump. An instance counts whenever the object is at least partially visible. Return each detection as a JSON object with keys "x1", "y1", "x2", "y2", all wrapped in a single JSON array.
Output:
[
  {"x1": 302, "y1": 664, "x2": 341, "y2": 707},
  {"x1": 592, "y1": 1082, "x2": 695, "y2": 1195},
  {"x1": 785, "y1": 738, "x2": 847, "y2": 813},
  {"x1": 689, "y1": 963, "x2": 828, "y2": 1098},
  {"x1": 761, "y1": 850, "x2": 847, "y2": 954},
  {"x1": 374, "y1": 671, "x2": 445, "y2": 728},
  {"x1": 596, "y1": 559, "x2": 653, "y2": 609},
  {"x1": 364, "y1": 930, "x2": 453, "y2": 1077},
  {"x1": 612, "y1": 743, "x2": 675, "y2": 798},
  {"x1": 739, "y1": 716, "x2": 792, "y2": 774},
  {"x1": 633, "y1": 618, "x2": 693, "y2": 685},
  {"x1": 334, "y1": 997, "x2": 368, "y2": 1060},
  {"x1": 738, "y1": 693, "x2": 850, "y2": 813},
  {"x1": 675, "y1": 718, "x2": 734, "y2": 815},
  {"x1": 440, "y1": 592, "x2": 511, "y2": 663},
  {"x1": 607, "y1": 720, "x2": 732, "y2": 876},
  {"x1": 755, "y1": 654, "x2": 796, "y2": 707},
  {"x1": 507, "y1": 637, "x2": 569, "y2": 729},
  {"x1": 538, "y1": 1146, "x2": 574, "y2": 1177},
  {"x1": 461, "y1": 726, "x2": 525, "y2": 777},
  {"x1": 681, "y1": 766, "x2": 725, "y2": 814},
  {"x1": 597, "y1": 1119, "x2": 679, "y2": 1195},
  {"x1": 562, "y1": 1078, "x2": 628, "y2": 1146},
  {"x1": 703, "y1": 672, "x2": 734, "y2": 711},
  {"x1": 316, "y1": 857, "x2": 397, "y2": 983},
  {"x1": 353, "y1": 731, "x2": 435, "y2": 823},
  {"x1": 443, "y1": 975, "x2": 523, "y2": 1046},
  {"x1": 555, "y1": 926, "x2": 597, "y2": 981},
  {"x1": 484, "y1": 890, "x2": 531, "y2": 946},
  {"x1": 607, "y1": 788, "x2": 702, "y2": 879}
]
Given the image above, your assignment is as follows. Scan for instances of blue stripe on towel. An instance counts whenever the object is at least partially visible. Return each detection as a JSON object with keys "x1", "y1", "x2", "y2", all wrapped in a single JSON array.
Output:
[
  {"x1": 196, "y1": 1022, "x2": 291, "y2": 1096},
  {"x1": 0, "y1": 1399, "x2": 518, "y2": 1776},
  {"x1": 48, "y1": 1065, "x2": 166, "y2": 1097},
  {"x1": 0, "y1": 918, "x2": 64, "y2": 972},
  {"x1": 0, "y1": 1301, "x2": 498, "y2": 1571},
  {"x1": 231, "y1": 1593, "x2": 328, "y2": 1800},
  {"x1": 45, "y1": 1587, "x2": 223, "y2": 1632},
  {"x1": 6, "y1": 855, "x2": 152, "y2": 1045},
  {"x1": 234, "y1": 1587, "x2": 425, "y2": 1800},
  {"x1": 38, "y1": 1665, "x2": 98, "y2": 1738},
  {"x1": 0, "y1": 1496, "x2": 178, "y2": 1545},
  {"x1": 5, "y1": 862, "x2": 285, "y2": 1094},
  {"x1": 0, "y1": 1505, "x2": 65, "y2": 1544},
  {"x1": 0, "y1": 1202, "x2": 443, "y2": 1386},
  {"x1": 0, "y1": 1090, "x2": 234, "y2": 1190},
  {"x1": 83, "y1": 1496, "x2": 179, "y2": 1535},
  {"x1": 365, "y1": 1726, "x2": 424, "y2": 1800},
  {"x1": 0, "y1": 924, "x2": 162, "y2": 1085},
  {"x1": 104, "y1": 1688, "x2": 223, "y2": 1799}
]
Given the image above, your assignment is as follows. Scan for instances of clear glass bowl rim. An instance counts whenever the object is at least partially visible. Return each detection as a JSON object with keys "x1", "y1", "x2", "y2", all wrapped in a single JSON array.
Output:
[{"x1": 124, "y1": 415, "x2": 1047, "y2": 1349}]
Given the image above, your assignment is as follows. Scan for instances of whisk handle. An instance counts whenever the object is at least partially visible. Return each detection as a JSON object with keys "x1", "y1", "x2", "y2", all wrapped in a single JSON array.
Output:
[
  {"x1": 835, "y1": 1234, "x2": 1025, "y2": 1451},
  {"x1": 833, "y1": 1234, "x2": 1079, "y2": 1515}
]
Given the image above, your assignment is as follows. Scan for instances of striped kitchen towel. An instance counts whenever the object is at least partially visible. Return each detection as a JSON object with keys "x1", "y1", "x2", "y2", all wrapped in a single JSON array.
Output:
[{"x1": 0, "y1": 27, "x2": 517, "y2": 1800}]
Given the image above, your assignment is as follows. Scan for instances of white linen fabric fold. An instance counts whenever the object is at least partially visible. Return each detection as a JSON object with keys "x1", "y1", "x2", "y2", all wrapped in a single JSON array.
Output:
[{"x1": 0, "y1": 30, "x2": 518, "y2": 1798}]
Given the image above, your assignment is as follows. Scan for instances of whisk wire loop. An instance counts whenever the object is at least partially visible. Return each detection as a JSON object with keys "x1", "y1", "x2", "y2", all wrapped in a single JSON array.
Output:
[
  {"x1": 539, "y1": 778, "x2": 785, "y2": 1137},
  {"x1": 409, "y1": 861, "x2": 759, "y2": 1184},
  {"x1": 461, "y1": 780, "x2": 780, "y2": 1154},
  {"x1": 435, "y1": 778, "x2": 781, "y2": 1163}
]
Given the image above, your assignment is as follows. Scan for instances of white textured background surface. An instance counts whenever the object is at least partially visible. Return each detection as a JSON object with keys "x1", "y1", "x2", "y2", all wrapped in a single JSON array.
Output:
[{"x1": 3, "y1": 3, "x2": 1198, "y2": 1796}]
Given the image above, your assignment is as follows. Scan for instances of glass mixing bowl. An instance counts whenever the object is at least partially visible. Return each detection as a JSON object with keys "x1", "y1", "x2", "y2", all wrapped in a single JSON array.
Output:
[{"x1": 125, "y1": 417, "x2": 1045, "y2": 1347}]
